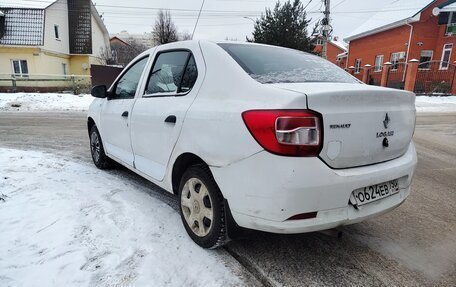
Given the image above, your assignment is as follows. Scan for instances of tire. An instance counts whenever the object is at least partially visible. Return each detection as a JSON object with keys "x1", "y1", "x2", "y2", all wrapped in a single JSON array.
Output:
[
  {"x1": 178, "y1": 165, "x2": 227, "y2": 249},
  {"x1": 89, "y1": 125, "x2": 113, "y2": 169}
]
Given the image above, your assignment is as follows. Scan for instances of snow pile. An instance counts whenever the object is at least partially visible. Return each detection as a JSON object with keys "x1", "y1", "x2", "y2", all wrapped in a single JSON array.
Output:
[
  {"x1": 0, "y1": 148, "x2": 244, "y2": 287},
  {"x1": 415, "y1": 96, "x2": 456, "y2": 113},
  {"x1": 0, "y1": 93, "x2": 93, "y2": 112}
]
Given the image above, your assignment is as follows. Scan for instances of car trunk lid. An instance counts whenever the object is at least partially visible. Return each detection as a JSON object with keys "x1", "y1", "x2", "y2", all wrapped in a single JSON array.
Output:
[{"x1": 271, "y1": 83, "x2": 416, "y2": 169}]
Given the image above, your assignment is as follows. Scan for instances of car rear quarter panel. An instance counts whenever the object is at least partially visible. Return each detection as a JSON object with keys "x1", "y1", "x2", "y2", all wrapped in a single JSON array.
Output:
[{"x1": 170, "y1": 41, "x2": 311, "y2": 169}]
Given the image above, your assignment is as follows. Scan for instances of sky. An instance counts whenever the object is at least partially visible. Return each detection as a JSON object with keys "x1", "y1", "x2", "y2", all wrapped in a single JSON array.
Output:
[
  {"x1": 3, "y1": 0, "x2": 389, "y2": 42},
  {"x1": 92, "y1": 0, "x2": 386, "y2": 42}
]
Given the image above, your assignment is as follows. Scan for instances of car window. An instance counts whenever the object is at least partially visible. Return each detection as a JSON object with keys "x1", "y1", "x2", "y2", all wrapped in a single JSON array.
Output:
[
  {"x1": 114, "y1": 56, "x2": 149, "y2": 99},
  {"x1": 218, "y1": 43, "x2": 358, "y2": 84},
  {"x1": 145, "y1": 51, "x2": 195, "y2": 95},
  {"x1": 180, "y1": 55, "x2": 198, "y2": 93}
]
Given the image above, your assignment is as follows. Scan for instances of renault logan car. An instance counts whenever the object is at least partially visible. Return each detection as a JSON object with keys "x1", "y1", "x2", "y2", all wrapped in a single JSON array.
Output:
[{"x1": 88, "y1": 40, "x2": 417, "y2": 248}]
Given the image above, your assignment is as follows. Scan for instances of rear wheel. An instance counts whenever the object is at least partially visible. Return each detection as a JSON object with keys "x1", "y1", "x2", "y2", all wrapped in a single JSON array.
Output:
[
  {"x1": 178, "y1": 165, "x2": 227, "y2": 248},
  {"x1": 89, "y1": 125, "x2": 113, "y2": 169}
]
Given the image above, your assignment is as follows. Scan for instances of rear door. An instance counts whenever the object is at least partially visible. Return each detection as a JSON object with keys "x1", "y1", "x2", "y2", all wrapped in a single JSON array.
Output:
[
  {"x1": 130, "y1": 46, "x2": 203, "y2": 181},
  {"x1": 100, "y1": 56, "x2": 150, "y2": 166}
]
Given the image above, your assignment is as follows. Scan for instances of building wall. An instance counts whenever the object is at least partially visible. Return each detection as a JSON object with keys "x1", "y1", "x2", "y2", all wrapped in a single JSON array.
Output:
[
  {"x1": 69, "y1": 55, "x2": 90, "y2": 75},
  {"x1": 432, "y1": 22, "x2": 456, "y2": 64},
  {"x1": 314, "y1": 42, "x2": 346, "y2": 65},
  {"x1": 0, "y1": 46, "x2": 76, "y2": 91},
  {"x1": 91, "y1": 14, "x2": 110, "y2": 62},
  {"x1": 327, "y1": 43, "x2": 345, "y2": 65},
  {"x1": 0, "y1": 46, "x2": 73, "y2": 75},
  {"x1": 347, "y1": 25, "x2": 410, "y2": 69},
  {"x1": 43, "y1": 0, "x2": 70, "y2": 55},
  {"x1": 0, "y1": 47, "x2": 41, "y2": 75}
]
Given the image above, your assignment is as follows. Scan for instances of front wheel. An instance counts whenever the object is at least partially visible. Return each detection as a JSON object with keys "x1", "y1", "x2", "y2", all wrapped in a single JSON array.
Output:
[
  {"x1": 178, "y1": 165, "x2": 227, "y2": 248},
  {"x1": 89, "y1": 125, "x2": 113, "y2": 169}
]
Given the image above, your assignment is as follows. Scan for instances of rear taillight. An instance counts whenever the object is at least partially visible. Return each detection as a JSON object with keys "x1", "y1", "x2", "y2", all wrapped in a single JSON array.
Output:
[{"x1": 242, "y1": 110, "x2": 323, "y2": 157}]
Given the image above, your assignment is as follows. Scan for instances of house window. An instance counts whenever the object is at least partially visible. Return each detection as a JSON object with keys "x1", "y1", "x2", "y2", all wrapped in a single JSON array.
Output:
[
  {"x1": 354, "y1": 59, "x2": 361, "y2": 74},
  {"x1": 54, "y1": 24, "x2": 59, "y2": 40},
  {"x1": 62, "y1": 63, "x2": 67, "y2": 75},
  {"x1": 440, "y1": 44, "x2": 453, "y2": 70},
  {"x1": 419, "y1": 50, "x2": 433, "y2": 69},
  {"x1": 446, "y1": 12, "x2": 456, "y2": 35},
  {"x1": 11, "y1": 59, "x2": 28, "y2": 76},
  {"x1": 449, "y1": 12, "x2": 456, "y2": 24},
  {"x1": 374, "y1": 55, "x2": 384, "y2": 72},
  {"x1": 390, "y1": 52, "x2": 405, "y2": 70},
  {"x1": 316, "y1": 38, "x2": 323, "y2": 45}
]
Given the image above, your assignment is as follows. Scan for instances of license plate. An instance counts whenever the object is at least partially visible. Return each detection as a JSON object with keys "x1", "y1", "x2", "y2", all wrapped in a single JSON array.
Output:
[{"x1": 352, "y1": 179, "x2": 399, "y2": 206}]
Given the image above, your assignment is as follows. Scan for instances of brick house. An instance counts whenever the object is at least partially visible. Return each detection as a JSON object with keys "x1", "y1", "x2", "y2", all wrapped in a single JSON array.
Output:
[
  {"x1": 344, "y1": 0, "x2": 456, "y2": 86},
  {"x1": 314, "y1": 37, "x2": 348, "y2": 68}
]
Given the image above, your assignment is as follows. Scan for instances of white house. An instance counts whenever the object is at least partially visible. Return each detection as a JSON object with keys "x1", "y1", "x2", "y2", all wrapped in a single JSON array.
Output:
[{"x1": 0, "y1": 0, "x2": 110, "y2": 91}]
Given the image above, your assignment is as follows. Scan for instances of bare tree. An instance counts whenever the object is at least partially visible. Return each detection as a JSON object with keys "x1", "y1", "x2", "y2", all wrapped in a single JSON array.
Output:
[
  {"x1": 99, "y1": 39, "x2": 148, "y2": 67},
  {"x1": 224, "y1": 37, "x2": 239, "y2": 41},
  {"x1": 98, "y1": 46, "x2": 116, "y2": 65},
  {"x1": 179, "y1": 31, "x2": 192, "y2": 41},
  {"x1": 152, "y1": 10, "x2": 178, "y2": 45}
]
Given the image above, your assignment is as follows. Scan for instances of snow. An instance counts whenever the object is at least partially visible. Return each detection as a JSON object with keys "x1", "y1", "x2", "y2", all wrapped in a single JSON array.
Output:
[
  {"x1": 0, "y1": 148, "x2": 244, "y2": 287},
  {"x1": 0, "y1": 93, "x2": 93, "y2": 112},
  {"x1": 330, "y1": 39, "x2": 347, "y2": 52},
  {"x1": 0, "y1": 0, "x2": 55, "y2": 9},
  {"x1": 345, "y1": 0, "x2": 434, "y2": 41},
  {"x1": 440, "y1": 2, "x2": 456, "y2": 12},
  {"x1": 415, "y1": 95, "x2": 456, "y2": 113}
]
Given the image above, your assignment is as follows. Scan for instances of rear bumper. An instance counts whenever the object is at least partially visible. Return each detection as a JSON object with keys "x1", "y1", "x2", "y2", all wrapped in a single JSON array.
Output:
[{"x1": 210, "y1": 142, "x2": 417, "y2": 234}]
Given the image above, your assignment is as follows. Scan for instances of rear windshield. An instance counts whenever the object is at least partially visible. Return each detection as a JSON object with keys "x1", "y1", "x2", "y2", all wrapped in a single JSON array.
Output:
[{"x1": 218, "y1": 43, "x2": 358, "y2": 84}]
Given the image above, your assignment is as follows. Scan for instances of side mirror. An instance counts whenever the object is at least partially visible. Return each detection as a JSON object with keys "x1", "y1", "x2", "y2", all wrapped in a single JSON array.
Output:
[{"x1": 91, "y1": 85, "x2": 107, "y2": 98}]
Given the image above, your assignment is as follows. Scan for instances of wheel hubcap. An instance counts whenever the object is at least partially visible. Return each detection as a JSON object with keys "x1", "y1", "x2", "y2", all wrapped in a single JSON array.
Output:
[
  {"x1": 181, "y1": 178, "x2": 213, "y2": 237},
  {"x1": 90, "y1": 132, "x2": 100, "y2": 162}
]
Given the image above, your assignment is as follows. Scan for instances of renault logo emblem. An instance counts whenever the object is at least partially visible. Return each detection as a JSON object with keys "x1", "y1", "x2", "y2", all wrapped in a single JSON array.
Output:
[{"x1": 383, "y1": 113, "x2": 390, "y2": 129}]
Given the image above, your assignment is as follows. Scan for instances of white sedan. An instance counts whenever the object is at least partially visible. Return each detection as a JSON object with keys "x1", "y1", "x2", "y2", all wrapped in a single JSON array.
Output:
[{"x1": 88, "y1": 40, "x2": 417, "y2": 248}]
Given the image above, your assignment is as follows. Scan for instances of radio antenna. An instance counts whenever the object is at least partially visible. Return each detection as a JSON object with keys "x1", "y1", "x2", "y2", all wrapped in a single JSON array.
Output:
[{"x1": 192, "y1": 0, "x2": 205, "y2": 39}]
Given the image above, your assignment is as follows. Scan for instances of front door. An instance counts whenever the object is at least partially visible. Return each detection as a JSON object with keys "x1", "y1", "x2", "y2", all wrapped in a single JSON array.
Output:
[
  {"x1": 130, "y1": 48, "x2": 201, "y2": 181},
  {"x1": 100, "y1": 56, "x2": 149, "y2": 166}
]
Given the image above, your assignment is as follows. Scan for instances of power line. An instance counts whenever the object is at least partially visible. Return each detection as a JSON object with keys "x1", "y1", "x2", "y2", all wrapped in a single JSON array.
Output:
[
  {"x1": 303, "y1": 0, "x2": 314, "y2": 10},
  {"x1": 106, "y1": 21, "x2": 252, "y2": 27},
  {"x1": 332, "y1": 0, "x2": 348, "y2": 10}
]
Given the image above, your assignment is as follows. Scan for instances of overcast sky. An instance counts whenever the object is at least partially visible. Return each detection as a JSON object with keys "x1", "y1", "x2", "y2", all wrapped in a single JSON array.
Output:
[{"x1": 92, "y1": 0, "x2": 385, "y2": 42}]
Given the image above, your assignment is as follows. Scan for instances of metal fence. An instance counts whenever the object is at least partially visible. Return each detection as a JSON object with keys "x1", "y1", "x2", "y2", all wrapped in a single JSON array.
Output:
[
  {"x1": 386, "y1": 62, "x2": 407, "y2": 90},
  {"x1": 368, "y1": 70, "x2": 382, "y2": 86},
  {"x1": 414, "y1": 61, "x2": 456, "y2": 95},
  {"x1": 0, "y1": 74, "x2": 92, "y2": 94}
]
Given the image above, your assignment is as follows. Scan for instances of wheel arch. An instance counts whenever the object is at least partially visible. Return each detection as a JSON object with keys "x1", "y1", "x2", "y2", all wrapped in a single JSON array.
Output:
[
  {"x1": 87, "y1": 117, "x2": 96, "y2": 135},
  {"x1": 171, "y1": 152, "x2": 209, "y2": 195}
]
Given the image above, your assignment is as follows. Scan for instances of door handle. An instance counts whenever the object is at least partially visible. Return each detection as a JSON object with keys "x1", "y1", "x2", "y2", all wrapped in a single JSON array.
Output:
[
  {"x1": 121, "y1": 111, "x2": 129, "y2": 117},
  {"x1": 164, "y1": 115, "x2": 176, "y2": 124}
]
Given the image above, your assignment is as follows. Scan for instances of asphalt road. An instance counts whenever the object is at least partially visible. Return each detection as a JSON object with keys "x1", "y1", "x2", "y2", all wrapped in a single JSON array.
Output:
[{"x1": 0, "y1": 112, "x2": 455, "y2": 286}]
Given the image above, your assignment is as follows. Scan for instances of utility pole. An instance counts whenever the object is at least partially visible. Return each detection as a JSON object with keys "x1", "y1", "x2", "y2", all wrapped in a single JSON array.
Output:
[{"x1": 321, "y1": 0, "x2": 331, "y2": 59}]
